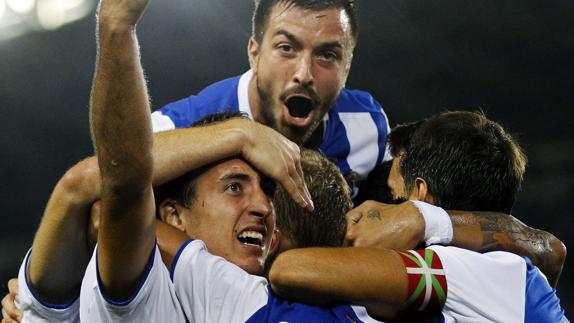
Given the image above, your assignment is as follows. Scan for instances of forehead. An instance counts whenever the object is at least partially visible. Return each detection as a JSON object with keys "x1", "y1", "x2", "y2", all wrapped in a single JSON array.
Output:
[
  {"x1": 265, "y1": 3, "x2": 353, "y2": 46},
  {"x1": 198, "y1": 158, "x2": 263, "y2": 184}
]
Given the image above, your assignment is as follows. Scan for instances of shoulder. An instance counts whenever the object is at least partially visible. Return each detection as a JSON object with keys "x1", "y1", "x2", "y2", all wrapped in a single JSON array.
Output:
[
  {"x1": 164, "y1": 75, "x2": 240, "y2": 111},
  {"x1": 152, "y1": 75, "x2": 242, "y2": 130},
  {"x1": 426, "y1": 246, "x2": 556, "y2": 322},
  {"x1": 79, "y1": 245, "x2": 184, "y2": 322},
  {"x1": 333, "y1": 88, "x2": 386, "y2": 115},
  {"x1": 172, "y1": 240, "x2": 269, "y2": 323},
  {"x1": 327, "y1": 87, "x2": 390, "y2": 135}
]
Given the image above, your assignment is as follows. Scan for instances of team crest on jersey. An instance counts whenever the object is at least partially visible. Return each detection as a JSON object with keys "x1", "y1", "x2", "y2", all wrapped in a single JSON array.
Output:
[{"x1": 398, "y1": 249, "x2": 447, "y2": 314}]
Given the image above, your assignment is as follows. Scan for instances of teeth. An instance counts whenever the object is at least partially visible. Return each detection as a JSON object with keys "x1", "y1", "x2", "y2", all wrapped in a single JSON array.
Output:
[{"x1": 238, "y1": 231, "x2": 263, "y2": 245}]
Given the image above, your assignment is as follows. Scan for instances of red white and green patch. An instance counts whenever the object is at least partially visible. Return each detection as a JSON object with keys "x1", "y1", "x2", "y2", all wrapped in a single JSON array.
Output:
[{"x1": 398, "y1": 249, "x2": 447, "y2": 313}]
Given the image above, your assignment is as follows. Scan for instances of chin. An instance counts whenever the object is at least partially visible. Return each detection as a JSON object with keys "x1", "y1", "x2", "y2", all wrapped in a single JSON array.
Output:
[{"x1": 240, "y1": 261, "x2": 264, "y2": 276}]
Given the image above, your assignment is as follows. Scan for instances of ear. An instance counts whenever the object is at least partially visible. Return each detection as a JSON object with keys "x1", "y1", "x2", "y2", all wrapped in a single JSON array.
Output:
[
  {"x1": 413, "y1": 177, "x2": 435, "y2": 204},
  {"x1": 269, "y1": 229, "x2": 282, "y2": 256},
  {"x1": 247, "y1": 37, "x2": 260, "y2": 73},
  {"x1": 158, "y1": 199, "x2": 187, "y2": 233}
]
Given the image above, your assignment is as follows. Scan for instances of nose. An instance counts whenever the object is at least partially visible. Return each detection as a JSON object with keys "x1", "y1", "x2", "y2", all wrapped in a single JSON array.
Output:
[
  {"x1": 293, "y1": 54, "x2": 314, "y2": 87},
  {"x1": 248, "y1": 188, "x2": 273, "y2": 219}
]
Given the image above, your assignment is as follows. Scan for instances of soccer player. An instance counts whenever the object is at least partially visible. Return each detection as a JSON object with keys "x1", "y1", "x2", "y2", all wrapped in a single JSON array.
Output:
[
  {"x1": 8, "y1": 0, "x2": 304, "y2": 320},
  {"x1": 347, "y1": 117, "x2": 566, "y2": 288},
  {"x1": 268, "y1": 111, "x2": 567, "y2": 322},
  {"x1": 150, "y1": 0, "x2": 391, "y2": 197}
]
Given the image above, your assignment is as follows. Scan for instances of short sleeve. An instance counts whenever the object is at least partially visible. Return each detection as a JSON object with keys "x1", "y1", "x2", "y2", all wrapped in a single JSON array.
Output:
[
  {"x1": 17, "y1": 249, "x2": 79, "y2": 323},
  {"x1": 79, "y1": 245, "x2": 184, "y2": 322}
]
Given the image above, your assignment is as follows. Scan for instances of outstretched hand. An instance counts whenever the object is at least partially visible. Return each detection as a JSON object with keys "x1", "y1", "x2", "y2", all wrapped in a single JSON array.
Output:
[
  {"x1": 240, "y1": 120, "x2": 314, "y2": 212},
  {"x1": 345, "y1": 200, "x2": 424, "y2": 250},
  {"x1": 1, "y1": 279, "x2": 21, "y2": 323}
]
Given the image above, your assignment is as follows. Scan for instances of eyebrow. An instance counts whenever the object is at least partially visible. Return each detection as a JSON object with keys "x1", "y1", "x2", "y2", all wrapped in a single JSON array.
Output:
[
  {"x1": 273, "y1": 30, "x2": 342, "y2": 50},
  {"x1": 219, "y1": 172, "x2": 252, "y2": 182}
]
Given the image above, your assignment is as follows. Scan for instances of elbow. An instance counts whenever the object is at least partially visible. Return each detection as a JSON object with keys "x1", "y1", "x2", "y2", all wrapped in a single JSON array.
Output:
[
  {"x1": 551, "y1": 236, "x2": 567, "y2": 268},
  {"x1": 548, "y1": 235, "x2": 567, "y2": 286},
  {"x1": 58, "y1": 157, "x2": 101, "y2": 202}
]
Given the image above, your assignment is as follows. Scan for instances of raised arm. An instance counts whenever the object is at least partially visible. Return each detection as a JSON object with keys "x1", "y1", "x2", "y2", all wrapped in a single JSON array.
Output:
[
  {"x1": 345, "y1": 200, "x2": 566, "y2": 287},
  {"x1": 90, "y1": 0, "x2": 155, "y2": 300}
]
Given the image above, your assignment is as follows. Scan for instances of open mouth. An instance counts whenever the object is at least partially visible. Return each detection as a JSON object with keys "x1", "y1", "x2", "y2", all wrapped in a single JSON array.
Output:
[
  {"x1": 285, "y1": 95, "x2": 314, "y2": 119},
  {"x1": 237, "y1": 230, "x2": 264, "y2": 247}
]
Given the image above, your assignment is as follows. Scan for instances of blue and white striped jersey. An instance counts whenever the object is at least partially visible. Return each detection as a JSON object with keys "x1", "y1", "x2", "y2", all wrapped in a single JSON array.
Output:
[{"x1": 151, "y1": 70, "x2": 391, "y2": 181}]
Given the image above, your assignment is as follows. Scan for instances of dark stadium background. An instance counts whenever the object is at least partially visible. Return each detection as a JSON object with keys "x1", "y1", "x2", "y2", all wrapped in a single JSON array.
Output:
[{"x1": 1, "y1": 0, "x2": 572, "y2": 315}]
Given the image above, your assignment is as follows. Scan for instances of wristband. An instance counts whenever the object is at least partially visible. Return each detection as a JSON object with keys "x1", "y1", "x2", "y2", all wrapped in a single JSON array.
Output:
[{"x1": 411, "y1": 200, "x2": 453, "y2": 246}]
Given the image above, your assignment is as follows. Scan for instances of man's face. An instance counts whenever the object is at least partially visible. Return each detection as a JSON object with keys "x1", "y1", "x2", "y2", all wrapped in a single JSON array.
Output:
[
  {"x1": 388, "y1": 154, "x2": 409, "y2": 204},
  {"x1": 181, "y1": 159, "x2": 276, "y2": 276},
  {"x1": 249, "y1": 3, "x2": 354, "y2": 144}
]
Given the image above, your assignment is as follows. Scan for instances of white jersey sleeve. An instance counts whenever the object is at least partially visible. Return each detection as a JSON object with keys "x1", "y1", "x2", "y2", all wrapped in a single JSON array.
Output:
[
  {"x1": 429, "y1": 245, "x2": 528, "y2": 323},
  {"x1": 16, "y1": 250, "x2": 79, "y2": 323},
  {"x1": 172, "y1": 239, "x2": 269, "y2": 322},
  {"x1": 79, "y1": 245, "x2": 185, "y2": 323}
]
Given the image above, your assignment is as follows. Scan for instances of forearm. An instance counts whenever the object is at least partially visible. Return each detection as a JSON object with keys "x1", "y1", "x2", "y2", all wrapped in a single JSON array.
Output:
[
  {"x1": 449, "y1": 210, "x2": 565, "y2": 287},
  {"x1": 91, "y1": 26, "x2": 153, "y2": 190},
  {"x1": 28, "y1": 158, "x2": 100, "y2": 303},
  {"x1": 151, "y1": 119, "x2": 248, "y2": 186},
  {"x1": 269, "y1": 247, "x2": 407, "y2": 319}
]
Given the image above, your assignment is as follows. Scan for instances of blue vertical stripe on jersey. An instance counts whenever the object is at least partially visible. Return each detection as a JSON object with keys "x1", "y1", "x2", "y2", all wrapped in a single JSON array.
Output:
[{"x1": 523, "y1": 256, "x2": 566, "y2": 323}]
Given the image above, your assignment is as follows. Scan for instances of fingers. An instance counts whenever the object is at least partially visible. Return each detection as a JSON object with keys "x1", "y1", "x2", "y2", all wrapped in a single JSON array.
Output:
[
  {"x1": 2, "y1": 307, "x2": 21, "y2": 323},
  {"x1": 241, "y1": 122, "x2": 313, "y2": 211},
  {"x1": 284, "y1": 146, "x2": 313, "y2": 212},
  {"x1": 6, "y1": 279, "x2": 17, "y2": 295},
  {"x1": 345, "y1": 208, "x2": 364, "y2": 226},
  {"x1": 344, "y1": 209, "x2": 364, "y2": 245},
  {"x1": 1, "y1": 283, "x2": 21, "y2": 323}
]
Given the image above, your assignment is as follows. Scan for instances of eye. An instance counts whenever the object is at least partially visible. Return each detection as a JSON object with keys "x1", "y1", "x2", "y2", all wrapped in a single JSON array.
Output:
[
  {"x1": 226, "y1": 182, "x2": 242, "y2": 194},
  {"x1": 318, "y1": 50, "x2": 339, "y2": 62},
  {"x1": 277, "y1": 43, "x2": 294, "y2": 54}
]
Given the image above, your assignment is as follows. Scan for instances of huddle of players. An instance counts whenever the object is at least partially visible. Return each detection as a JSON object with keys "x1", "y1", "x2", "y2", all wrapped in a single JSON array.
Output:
[{"x1": 2, "y1": 0, "x2": 568, "y2": 322}]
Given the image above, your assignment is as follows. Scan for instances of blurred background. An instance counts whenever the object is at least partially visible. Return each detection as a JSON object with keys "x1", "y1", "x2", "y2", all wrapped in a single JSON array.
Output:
[{"x1": 1, "y1": 0, "x2": 572, "y2": 315}]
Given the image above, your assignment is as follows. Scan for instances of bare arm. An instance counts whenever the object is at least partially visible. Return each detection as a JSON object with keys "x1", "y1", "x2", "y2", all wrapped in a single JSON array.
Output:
[
  {"x1": 152, "y1": 119, "x2": 313, "y2": 211},
  {"x1": 269, "y1": 247, "x2": 408, "y2": 320},
  {"x1": 449, "y1": 211, "x2": 566, "y2": 287},
  {"x1": 91, "y1": 0, "x2": 155, "y2": 300},
  {"x1": 345, "y1": 201, "x2": 566, "y2": 287},
  {"x1": 26, "y1": 158, "x2": 99, "y2": 304}
]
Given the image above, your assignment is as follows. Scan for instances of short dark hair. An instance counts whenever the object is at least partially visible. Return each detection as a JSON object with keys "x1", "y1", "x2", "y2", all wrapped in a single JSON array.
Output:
[
  {"x1": 153, "y1": 111, "x2": 249, "y2": 214},
  {"x1": 274, "y1": 149, "x2": 352, "y2": 248},
  {"x1": 252, "y1": 0, "x2": 359, "y2": 44},
  {"x1": 387, "y1": 120, "x2": 424, "y2": 158},
  {"x1": 354, "y1": 121, "x2": 423, "y2": 204},
  {"x1": 401, "y1": 111, "x2": 527, "y2": 213}
]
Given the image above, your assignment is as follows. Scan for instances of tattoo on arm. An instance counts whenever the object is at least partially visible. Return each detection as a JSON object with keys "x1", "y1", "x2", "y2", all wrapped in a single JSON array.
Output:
[
  {"x1": 450, "y1": 211, "x2": 564, "y2": 287},
  {"x1": 367, "y1": 210, "x2": 382, "y2": 221}
]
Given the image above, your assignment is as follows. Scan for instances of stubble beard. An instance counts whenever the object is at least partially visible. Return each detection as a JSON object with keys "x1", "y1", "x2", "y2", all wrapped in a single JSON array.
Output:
[{"x1": 256, "y1": 79, "x2": 335, "y2": 145}]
